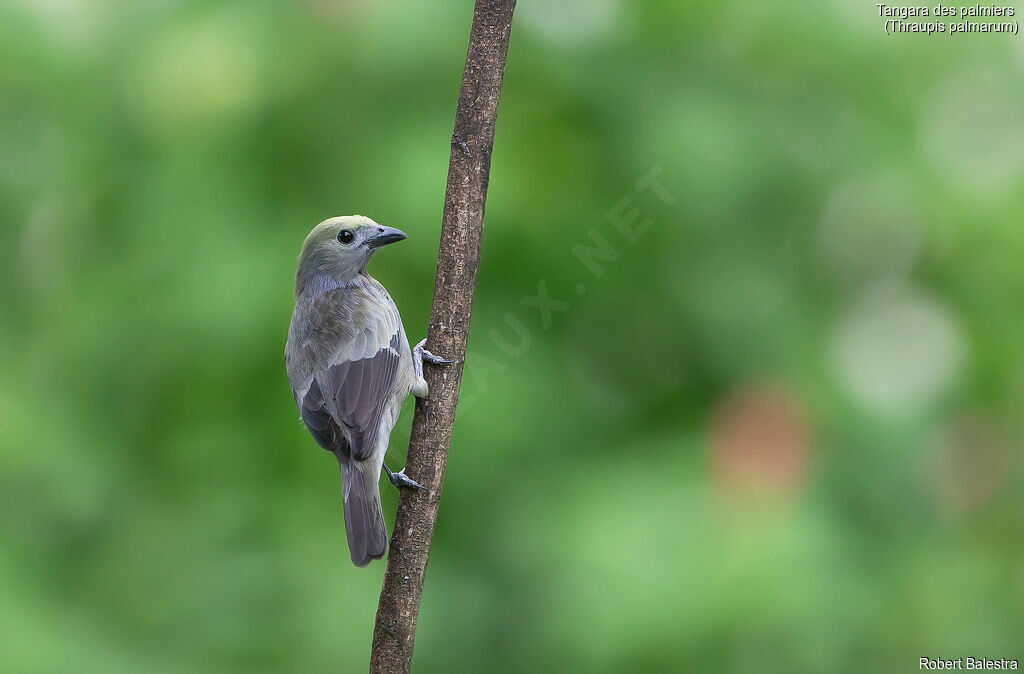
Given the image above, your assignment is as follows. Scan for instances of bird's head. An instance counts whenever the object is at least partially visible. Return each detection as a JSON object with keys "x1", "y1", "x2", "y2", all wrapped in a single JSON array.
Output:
[{"x1": 295, "y1": 215, "x2": 407, "y2": 292}]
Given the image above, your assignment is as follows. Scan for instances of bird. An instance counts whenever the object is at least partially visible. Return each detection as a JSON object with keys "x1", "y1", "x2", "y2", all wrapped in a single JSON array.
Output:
[{"x1": 285, "y1": 215, "x2": 450, "y2": 566}]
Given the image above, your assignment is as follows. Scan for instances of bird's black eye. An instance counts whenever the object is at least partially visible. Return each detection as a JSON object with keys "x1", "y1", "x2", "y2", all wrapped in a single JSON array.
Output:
[{"x1": 337, "y1": 229, "x2": 355, "y2": 244}]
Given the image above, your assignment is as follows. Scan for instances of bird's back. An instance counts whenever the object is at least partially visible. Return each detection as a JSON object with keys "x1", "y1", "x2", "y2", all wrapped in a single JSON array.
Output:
[{"x1": 286, "y1": 274, "x2": 411, "y2": 400}]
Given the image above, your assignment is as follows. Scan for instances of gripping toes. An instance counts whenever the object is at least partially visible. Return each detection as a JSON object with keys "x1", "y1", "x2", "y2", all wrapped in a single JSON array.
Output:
[
  {"x1": 412, "y1": 338, "x2": 454, "y2": 398},
  {"x1": 384, "y1": 465, "x2": 427, "y2": 491},
  {"x1": 423, "y1": 349, "x2": 454, "y2": 364},
  {"x1": 414, "y1": 338, "x2": 454, "y2": 365}
]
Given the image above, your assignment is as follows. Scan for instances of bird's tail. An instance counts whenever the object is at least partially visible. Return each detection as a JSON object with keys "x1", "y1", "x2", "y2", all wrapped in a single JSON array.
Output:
[{"x1": 339, "y1": 459, "x2": 388, "y2": 566}]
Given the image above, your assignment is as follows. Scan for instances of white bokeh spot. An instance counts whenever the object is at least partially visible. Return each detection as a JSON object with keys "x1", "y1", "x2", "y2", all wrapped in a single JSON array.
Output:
[
  {"x1": 920, "y1": 69, "x2": 1024, "y2": 196},
  {"x1": 830, "y1": 283, "x2": 964, "y2": 415}
]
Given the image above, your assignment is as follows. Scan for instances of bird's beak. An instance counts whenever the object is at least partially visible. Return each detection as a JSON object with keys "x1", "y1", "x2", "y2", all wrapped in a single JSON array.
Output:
[{"x1": 365, "y1": 226, "x2": 408, "y2": 248}]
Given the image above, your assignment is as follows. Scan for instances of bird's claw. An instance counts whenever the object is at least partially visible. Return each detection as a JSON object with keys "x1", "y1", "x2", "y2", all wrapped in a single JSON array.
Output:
[
  {"x1": 387, "y1": 468, "x2": 426, "y2": 491},
  {"x1": 422, "y1": 349, "x2": 454, "y2": 364},
  {"x1": 414, "y1": 338, "x2": 455, "y2": 365}
]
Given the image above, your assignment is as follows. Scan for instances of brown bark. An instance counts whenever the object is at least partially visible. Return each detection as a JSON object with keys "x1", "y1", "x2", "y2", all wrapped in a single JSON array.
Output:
[{"x1": 369, "y1": 1, "x2": 516, "y2": 672}]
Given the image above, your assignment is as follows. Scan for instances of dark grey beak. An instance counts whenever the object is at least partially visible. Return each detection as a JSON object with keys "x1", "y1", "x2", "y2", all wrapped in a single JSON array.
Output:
[{"x1": 366, "y1": 225, "x2": 408, "y2": 248}]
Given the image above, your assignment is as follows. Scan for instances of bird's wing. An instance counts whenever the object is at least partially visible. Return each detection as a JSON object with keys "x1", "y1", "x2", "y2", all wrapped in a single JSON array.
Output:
[
  {"x1": 294, "y1": 287, "x2": 403, "y2": 461},
  {"x1": 316, "y1": 331, "x2": 402, "y2": 461}
]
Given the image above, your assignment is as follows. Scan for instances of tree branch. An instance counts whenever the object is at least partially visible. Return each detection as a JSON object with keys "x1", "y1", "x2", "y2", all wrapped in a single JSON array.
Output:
[{"x1": 369, "y1": 2, "x2": 516, "y2": 672}]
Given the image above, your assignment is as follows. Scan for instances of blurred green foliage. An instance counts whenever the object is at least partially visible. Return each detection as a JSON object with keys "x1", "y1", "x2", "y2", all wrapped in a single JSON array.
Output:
[{"x1": 2, "y1": 1, "x2": 1023, "y2": 672}]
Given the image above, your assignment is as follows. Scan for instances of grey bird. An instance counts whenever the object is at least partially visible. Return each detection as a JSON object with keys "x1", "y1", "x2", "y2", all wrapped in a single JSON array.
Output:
[{"x1": 285, "y1": 215, "x2": 450, "y2": 566}]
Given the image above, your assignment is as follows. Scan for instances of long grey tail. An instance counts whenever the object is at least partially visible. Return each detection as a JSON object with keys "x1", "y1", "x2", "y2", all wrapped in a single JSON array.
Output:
[{"x1": 339, "y1": 459, "x2": 387, "y2": 566}]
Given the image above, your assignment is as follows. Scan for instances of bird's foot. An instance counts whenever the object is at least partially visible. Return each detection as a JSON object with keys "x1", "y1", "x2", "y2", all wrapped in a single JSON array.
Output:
[
  {"x1": 384, "y1": 464, "x2": 426, "y2": 491},
  {"x1": 414, "y1": 338, "x2": 455, "y2": 366},
  {"x1": 412, "y1": 339, "x2": 456, "y2": 398}
]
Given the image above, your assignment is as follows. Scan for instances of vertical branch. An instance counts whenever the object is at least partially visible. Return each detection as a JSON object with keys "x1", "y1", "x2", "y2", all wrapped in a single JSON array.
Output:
[{"x1": 369, "y1": 1, "x2": 516, "y2": 672}]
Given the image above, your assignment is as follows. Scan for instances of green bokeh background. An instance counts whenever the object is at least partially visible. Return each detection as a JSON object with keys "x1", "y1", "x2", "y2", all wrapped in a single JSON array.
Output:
[{"x1": 2, "y1": 1, "x2": 1023, "y2": 672}]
